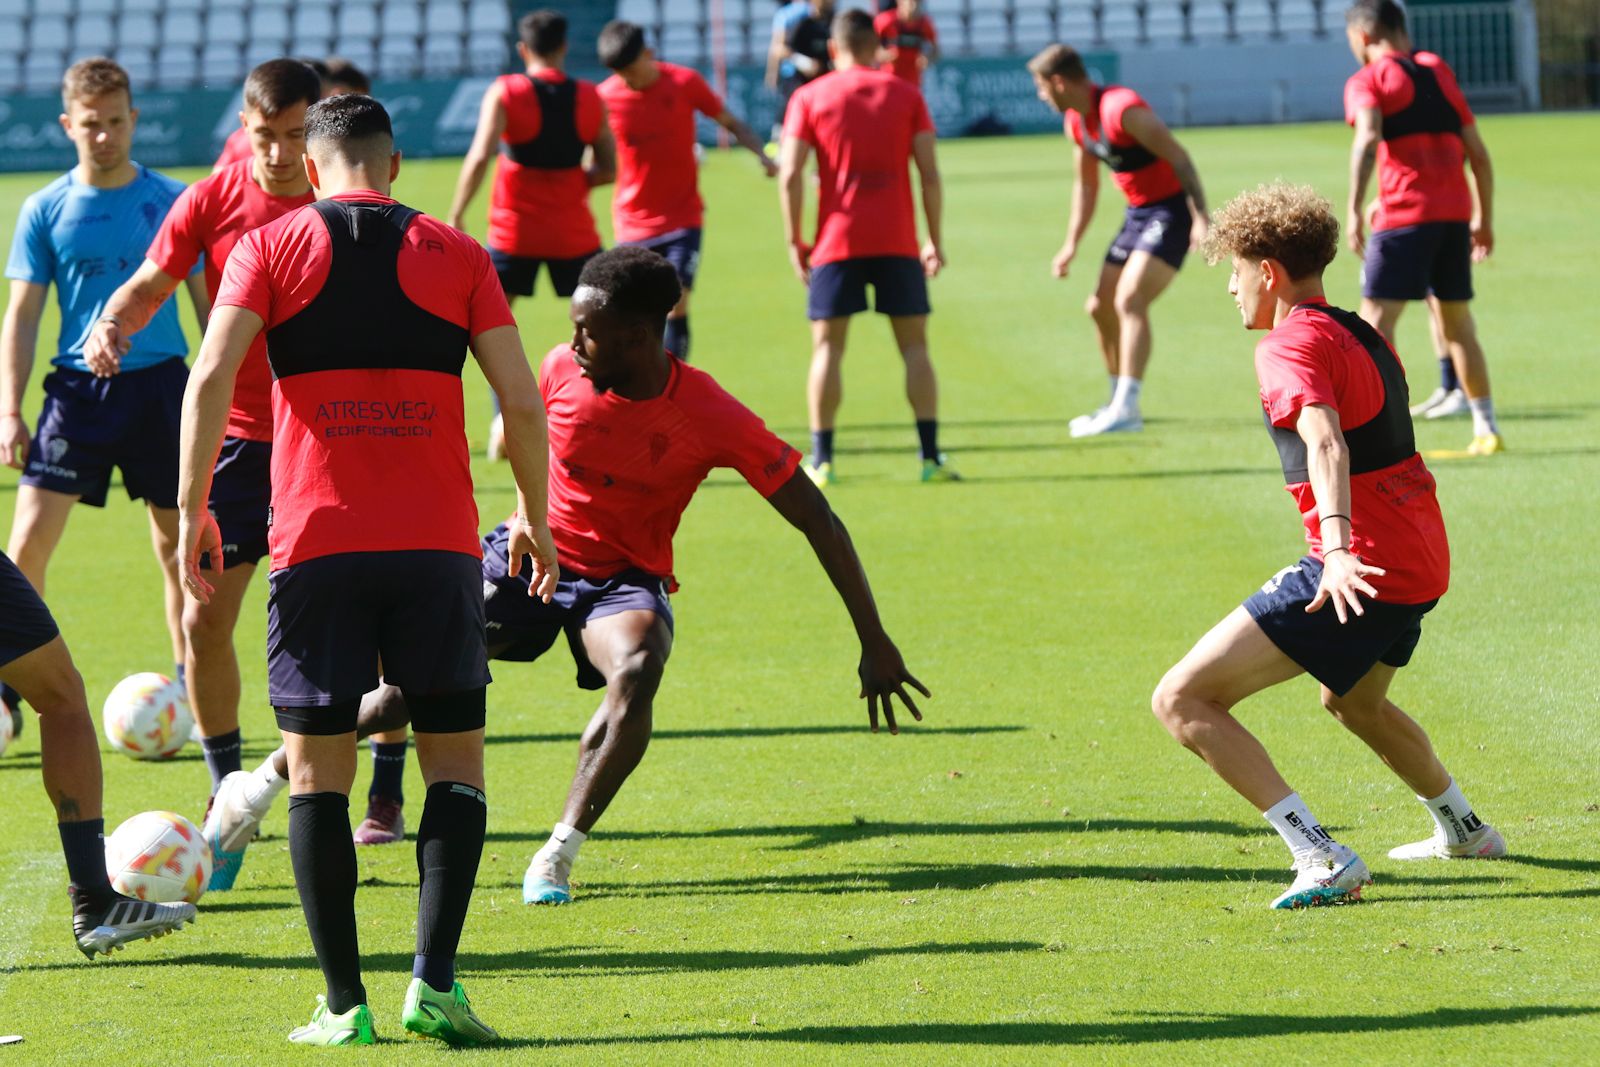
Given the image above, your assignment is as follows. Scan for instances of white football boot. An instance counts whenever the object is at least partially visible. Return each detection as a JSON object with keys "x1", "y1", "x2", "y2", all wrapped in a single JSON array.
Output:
[
  {"x1": 1070, "y1": 405, "x2": 1143, "y2": 438},
  {"x1": 204, "y1": 769, "x2": 271, "y2": 890},
  {"x1": 1388, "y1": 823, "x2": 1507, "y2": 861},
  {"x1": 1271, "y1": 846, "x2": 1371, "y2": 909},
  {"x1": 1424, "y1": 388, "x2": 1469, "y2": 420}
]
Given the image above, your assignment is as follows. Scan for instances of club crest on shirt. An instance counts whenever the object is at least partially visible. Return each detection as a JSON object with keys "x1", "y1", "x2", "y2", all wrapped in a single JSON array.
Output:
[
  {"x1": 649, "y1": 432, "x2": 670, "y2": 466},
  {"x1": 141, "y1": 201, "x2": 160, "y2": 227}
]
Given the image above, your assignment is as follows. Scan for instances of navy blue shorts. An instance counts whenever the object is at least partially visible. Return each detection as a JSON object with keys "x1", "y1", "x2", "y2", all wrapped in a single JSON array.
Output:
[
  {"x1": 1107, "y1": 194, "x2": 1191, "y2": 271},
  {"x1": 0, "y1": 550, "x2": 59, "y2": 671},
  {"x1": 621, "y1": 228, "x2": 702, "y2": 290},
  {"x1": 1243, "y1": 555, "x2": 1438, "y2": 697},
  {"x1": 1362, "y1": 222, "x2": 1473, "y2": 302},
  {"x1": 200, "y1": 436, "x2": 271, "y2": 571},
  {"x1": 481, "y1": 523, "x2": 672, "y2": 691},
  {"x1": 490, "y1": 246, "x2": 601, "y2": 299},
  {"x1": 20, "y1": 359, "x2": 186, "y2": 508},
  {"x1": 808, "y1": 256, "x2": 931, "y2": 320},
  {"x1": 267, "y1": 550, "x2": 490, "y2": 712}
]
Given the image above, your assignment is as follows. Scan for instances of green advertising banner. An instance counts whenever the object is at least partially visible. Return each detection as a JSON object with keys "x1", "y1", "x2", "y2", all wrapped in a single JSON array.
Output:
[{"x1": 0, "y1": 54, "x2": 1117, "y2": 175}]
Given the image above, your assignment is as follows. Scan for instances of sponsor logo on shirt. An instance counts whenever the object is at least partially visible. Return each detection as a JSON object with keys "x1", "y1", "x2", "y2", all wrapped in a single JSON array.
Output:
[{"x1": 313, "y1": 398, "x2": 439, "y2": 439}]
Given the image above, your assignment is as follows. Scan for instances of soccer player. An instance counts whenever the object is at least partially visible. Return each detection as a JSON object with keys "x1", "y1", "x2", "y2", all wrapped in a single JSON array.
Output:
[
  {"x1": 85, "y1": 59, "x2": 323, "y2": 883},
  {"x1": 597, "y1": 19, "x2": 779, "y2": 363},
  {"x1": 348, "y1": 246, "x2": 929, "y2": 906},
  {"x1": 0, "y1": 58, "x2": 205, "y2": 729},
  {"x1": 1345, "y1": 0, "x2": 1501, "y2": 454},
  {"x1": 213, "y1": 57, "x2": 370, "y2": 172},
  {"x1": 1028, "y1": 44, "x2": 1210, "y2": 438},
  {"x1": 1, "y1": 551, "x2": 197, "y2": 956},
  {"x1": 447, "y1": 9, "x2": 616, "y2": 462},
  {"x1": 1152, "y1": 182, "x2": 1504, "y2": 909},
  {"x1": 786, "y1": 0, "x2": 837, "y2": 91},
  {"x1": 765, "y1": 0, "x2": 813, "y2": 142},
  {"x1": 177, "y1": 94, "x2": 558, "y2": 1045},
  {"x1": 875, "y1": 0, "x2": 939, "y2": 89},
  {"x1": 780, "y1": 10, "x2": 954, "y2": 484}
]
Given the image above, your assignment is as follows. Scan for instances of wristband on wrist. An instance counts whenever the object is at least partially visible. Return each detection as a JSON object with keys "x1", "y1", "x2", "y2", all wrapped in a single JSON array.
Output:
[
  {"x1": 1319, "y1": 513, "x2": 1351, "y2": 525},
  {"x1": 97, "y1": 313, "x2": 121, "y2": 328},
  {"x1": 1324, "y1": 546, "x2": 1351, "y2": 557}
]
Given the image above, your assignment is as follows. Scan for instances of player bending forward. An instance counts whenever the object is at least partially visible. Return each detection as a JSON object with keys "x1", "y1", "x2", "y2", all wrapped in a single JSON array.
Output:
[{"x1": 1152, "y1": 183, "x2": 1504, "y2": 909}]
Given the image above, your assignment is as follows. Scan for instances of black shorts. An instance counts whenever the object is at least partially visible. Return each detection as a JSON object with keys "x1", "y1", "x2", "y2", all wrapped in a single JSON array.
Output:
[
  {"x1": 267, "y1": 550, "x2": 490, "y2": 717},
  {"x1": 1362, "y1": 222, "x2": 1473, "y2": 302},
  {"x1": 0, "y1": 550, "x2": 59, "y2": 671},
  {"x1": 808, "y1": 256, "x2": 930, "y2": 320},
  {"x1": 1106, "y1": 193, "x2": 1191, "y2": 271},
  {"x1": 201, "y1": 436, "x2": 271, "y2": 571},
  {"x1": 481, "y1": 522, "x2": 672, "y2": 691},
  {"x1": 490, "y1": 246, "x2": 601, "y2": 298},
  {"x1": 20, "y1": 359, "x2": 186, "y2": 508},
  {"x1": 1243, "y1": 555, "x2": 1437, "y2": 697},
  {"x1": 621, "y1": 228, "x2": 702, "y2": 291}
]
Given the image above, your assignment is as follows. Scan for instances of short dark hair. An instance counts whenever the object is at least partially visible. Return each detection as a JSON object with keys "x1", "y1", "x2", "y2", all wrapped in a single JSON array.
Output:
[
  {"x1": 519, "y1": 10, "x2": 568, "y2": 56},
  {"x1": 62, "y1": 57, "x2": 131, "y2": 109},
  {"x1": 598, "y1": 20, "x2": 647, "y2": 71},
  {"x1": 1027, "y1": 43, "x2": 1087, "y2": 82},
  {"x1": 1346, "y1": 0, "x2": 1407, "y2": 34},
  {"x1": 576, "y1": 247, "x2": 683, "y2": 332},
  {"x1": 299, "y1": 56, "x2": 332, "y2": 83},
  {"x1": 243, "y1": 59, "x2": 323, "y2": 118},
  {"x1": 831, "y1": 9, "x2": 877, "y2": 56},
  {"x1": 304, "y1": 94, "x2": 394, "y2": 161},
  {"x1": 323, "y1": 56, "x2": 372, "y2": 94}
]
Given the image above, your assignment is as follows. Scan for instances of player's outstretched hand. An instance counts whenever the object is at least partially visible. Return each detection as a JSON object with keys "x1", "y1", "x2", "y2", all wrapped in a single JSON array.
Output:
[
  {"x1": 0, "y1": 414, "x2": 30, "y2": 470},
  {"x1": 507, "y1": 516, "x2": 560, "y2": 604},
  {"x1": 178, "y1": 512, "x2": 224, "y2": 605},
  {"x1": 1051, "y1": 243, "x2": 1075, "y2": 279},
  {"x1": 1306, "y1": 549, "x2": 1386, "y2": 625},
  {"x1": 1471, "y1": 220, "x2": 1494, "y2": 262},
  {"x1": 858, "y1": 636, "x2": 929, "y2": 735},
  {"x1": 84, "y1": 317, "x2": 130, "y2": 378},
  {"x1": 1345, "y1": 210, "x2": 1366, "y2": 258},
  {"x1": 787, "y1": 241, "x2": 812, "y2": 285}
]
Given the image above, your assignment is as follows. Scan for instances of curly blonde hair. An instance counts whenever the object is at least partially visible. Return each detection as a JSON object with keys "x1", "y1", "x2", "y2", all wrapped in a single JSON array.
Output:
[{"x1": 1203, "y1": 182, "x2": 1340, "y2": 280}]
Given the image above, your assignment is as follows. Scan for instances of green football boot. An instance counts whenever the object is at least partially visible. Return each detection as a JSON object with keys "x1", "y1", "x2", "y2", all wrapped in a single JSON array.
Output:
[
  {"x1": 287, "y1": 996, "x2": 375, "y2": 1046},
  {"x1": 402, "y1": 978, "x2": 499, "y2": 1047}
]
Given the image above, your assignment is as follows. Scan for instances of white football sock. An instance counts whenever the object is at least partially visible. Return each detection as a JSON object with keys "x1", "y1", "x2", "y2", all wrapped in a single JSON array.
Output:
[
  {"x1": 1107, "y1": 374, "x2": 1118, "y2": 405},
  {"x1": 1110, "y1": 376, "x2": 1142, "y2": 414},
  {"x1": 541, "y1": 822, "x2": 587, "y2": 862},
  {"x1": 1468, "y1": 396, "x2": 1498, "y2": 436},
  {"x1": 1420, "y1": 778, "x2": 1484, "y2": 846},
  {"x1": 242, "y1": 757, "x2": 287, "y2": 810},
  {"x1": 1263, "y1": 792, "x2": 1337, "y2": 862}
]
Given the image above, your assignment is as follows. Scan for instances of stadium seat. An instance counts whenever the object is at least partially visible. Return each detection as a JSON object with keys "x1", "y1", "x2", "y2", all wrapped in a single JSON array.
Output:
[
  {"x1": 0, "y1": 0, "x2": 28, "y2": 20},
  {"x1": 28, "y1": 16, "x2": 71, "y2": 52},
  {"x1": 1145, "y1": 1, "x2": 1187, "y2": 42},
  {"x1": 248, "y1": 8, "x2": 293, "y2": 49},
  {"x1": 1012, "y1": 6, "x2": 1056, "y2": 51},
  {"x1": 77, "y1": 0, "x2": 121, "y2": 16},
  {"x1": 1187, "y1": 0, "x2": 1230, "y2": 40},
  {"x1": 966, "y1": 10, "x2": 1010, "y2": 54},
  {"x1": 617, "y1": 0, "x2": 658, "y2": 25},
  {"x1": 114, "y1": 45, "x2": 156, "y2": 84},
  {"x1": 1233, "y1": 0, "x2": 1275, "y2": 39},
  {"x1": 294, "y1": 5, "x2": 338, "y2": 42},
  {"x1": 467, "y1": 0, "x2": 510, "y2": 34},
  {"x1": 120, "y1": 0, "x2": 161, "y2": 14},
  {"x1": 23, "y1": 52, "x2": 68, "y2": 93},
  {"x1": 424, "y1": 0, "x2": 468, "y2": 36},
  {"x1": 466, "y1": 30, "x2": 508, "y2": 73},
  {"x1": 377, "y1": 39, "x2": 420, "y2": 79},
  {"x1": 209, "y1": 10, "x2": 249, "y2": 46},
  {"x1": 154, "y1": 44, "x2": 197, "y2": 88},
  {"x1": 160, "y1": 11, "x2": 203, "y2": 48},
  {"x1": 662, "y1": 0, "x2": 702, "y2": 27},
  {"x1": 334, "y1": 38, "x2": 379, "y2": 71},
  {"x1": 1098, "y1": 2, "x2": 1142, "y2": 44},
  {"x1": 382, "y1": 3, "x2": 425, "y2": 38},
  {"x1": 164, "y1": 0, "x2": 204, "y2": 11},
  {"x1": 73, "y1": 17, "x2": 118, "y2": 53},
  {"x1": 422, "y1": 37, "x2": 465, "y2": 77},
  {"x1": 0, "y1": 54, "x2": 20, "y2": 94},
  {"x1": 116, "y1": 13, "x2": 160, "y2": 50},
  {"x1": 201, "y1": 43, "x2": 244, "y2": 86},
  {"x1": 1057, "y1": 7, "x2": 1096, "y2": 45},
  {"x1": 338, "y1": 2, "x2": 381, "y2": 40},
  {"x1": 1276, "y1": 0, "x2": 1321, "y2": 37},
  {"x1": 660, "y1": 23, "x2": 703, "y2": 64},
  {"x1": 209, "y1": 0, "x2": 250, "y2": 10}
]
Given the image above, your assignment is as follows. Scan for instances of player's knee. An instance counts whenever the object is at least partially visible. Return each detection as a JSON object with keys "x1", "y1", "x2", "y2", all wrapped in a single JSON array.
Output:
[
  {"x1": 24, "y1": 661, "x2": 90, "y2": 722},
  {"x1": 1320, "y1": 687, "x2": 1379, "y2": 725},
  {"x1": 1084, "y1": 292, "x2": 1112, "y2": 321},
  {"x1": 1150, "y1": 672, "x2": 1189, "y2": 734},
  {"x1": 181, "y1": 599, "x2": 229, "y2": 648},
  {"x1": 1113, "y1": 289, "x2": 1150, "y2": 318},
  {"x1": 608, "y1": 648, "x2": 665, "y2": 703}
]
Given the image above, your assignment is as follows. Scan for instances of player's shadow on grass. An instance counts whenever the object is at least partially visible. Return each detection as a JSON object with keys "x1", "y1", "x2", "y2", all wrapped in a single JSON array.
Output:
[
  {"x1": 482, "y1": 724, "x2": 1026, "y2": 747},
  {"x1": 492, "y1": 1004, "x2": 1599, "y2": 1049}
]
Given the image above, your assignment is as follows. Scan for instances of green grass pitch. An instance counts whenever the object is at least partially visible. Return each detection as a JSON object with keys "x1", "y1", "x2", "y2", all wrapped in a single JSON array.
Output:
[{"x1": 0, "y1": 112, "x2": 1596, "y2": 1062}]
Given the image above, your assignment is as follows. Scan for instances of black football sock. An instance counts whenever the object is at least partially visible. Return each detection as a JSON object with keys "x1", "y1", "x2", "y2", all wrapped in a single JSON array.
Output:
[
  {"x1": 368, "y1": 740, "x2": 407, "y2": 803},
  {"x1": 288, "y1": 793, "x2": 367, "y2": 1013},
  {"x1": 59, "y1": 818, "x2": 115, "y2": 909},
  {"x1": 665, "y1": 316, "x2": 690, "y2": 362},
  {"x1": 811, "y1": 429, "x2": 834, "y2": 467},
  {"x1": 916, "y1": 419, "x2": 940, "y2": 462},
  {"x1": 413, "y1": 782, "x2": 487, "y2": 993},
  {"x1": 200, "y1": 729, "x2": 243, "y2": 793},
  {"x1": 2, "y1": 682, "x2": 20, "y2": 712},
  {"x1": 1439, "y1": 356, "x2": 1459, "y2": 392}
]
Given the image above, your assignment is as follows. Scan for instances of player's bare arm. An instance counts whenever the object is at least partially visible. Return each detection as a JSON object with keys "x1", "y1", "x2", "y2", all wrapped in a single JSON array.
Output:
[
  {"x1": 176, "y1": 304, "x2": 262, "y2": 604},
  {"x1": 83, "y1": 258, "x2": 185, "y2": 377},
  {"x1": 446, "y1": 83, "x2": 508, "y2": 231},
  {"x1": 1347, "y1": 106, "x2": 1383, "y2": 255},
  {"x1": 185, "y1": 269, "x2": 211, "y2": 333},
  {"x1": 764, "y1": 25, "x2": 790, "y2": 89},
  {"x1": 1121, "y1": 106, "x2": 1210, "y2": 248},
  {"x1": 911, "y1": 129, "x2": 944, "y2": 276},
  {"x1": 779, "y1": 135, "x2": 813, "y2": 283},
  {"x1": 714, "y1": 109, "x2": 780, "y2": 176},
  {"x1": 1054, "y1": 144, "x2": 1099, "y2": 278},
  {"x1": 587, "y1": 114, "x2": 618, "y2": 188},
  {"x1": 1460, "y1": 124, "x2": 1494, "y2": 260},
  {"x1": 470, "y1": 323, "x2": 559, "y2": 602},
  {"x1": 765, "y1": 469, "x2": 930, "y2": 733},
  {"x1": 0, "y1": 280, "x2": 47, "y2": 469},
  {"x1": 1294, "y1": 401, "x2": 1386, "y2": 623}
]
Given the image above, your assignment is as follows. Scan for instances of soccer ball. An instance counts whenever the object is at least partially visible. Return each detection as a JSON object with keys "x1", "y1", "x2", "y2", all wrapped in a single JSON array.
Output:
[
  {"x1": 104, "y1": 811, "x2": 212, "y2": 904},
  {"x1": 103, "y1": 673, "x2": 192, "y2": 759}
]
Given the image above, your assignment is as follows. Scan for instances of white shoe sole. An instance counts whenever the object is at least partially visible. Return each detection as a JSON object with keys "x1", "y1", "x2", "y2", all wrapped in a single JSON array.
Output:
[{"x1": 1388, "y1": 825, "x2": 1506, "y2": 860}]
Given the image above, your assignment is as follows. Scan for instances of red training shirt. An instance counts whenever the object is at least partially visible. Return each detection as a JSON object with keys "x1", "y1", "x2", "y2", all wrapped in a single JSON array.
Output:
[
  {"x1": 213, "y1": 126, "x2": 251, "y2": 172},
  {"x1": 540, "y1": 345, "x2": 801, "y2": 581},
  {"x1": 783, "y1": 66, "x2": 934, "y2": 266},
  {"x1": 874, "y1": 10, "x2": 938, "y2": 87},
  {"x1": 597, "y1": 63, "x2": 724, "y2": 243},
  {"x1": 146, "y1": 160, "x2": 315, "y2": 441},
  {"x1": 214, "y1": 191, "x2": 515, "y2": 569},
  {"x1": 1065, "y1": 86, "x2": 1184, "y2": 207},
  {"x1": 1344, "y1": 51, "x2": 1475, "y2": 230},
  {"x1": 1255, "y1": 301, "x2": 1449, "y2": 604},
  {"x1": 490, "y1": 69, "x2": 605, "y2": 260}
]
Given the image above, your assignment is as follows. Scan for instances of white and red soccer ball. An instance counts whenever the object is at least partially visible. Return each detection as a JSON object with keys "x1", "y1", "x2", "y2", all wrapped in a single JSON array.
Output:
[
  {"x1": 104, "y1": 810, "x2": 211, "y2": 904},
  {"x1": 102, "y1": 673, "x2": 192, "y2": 759}
]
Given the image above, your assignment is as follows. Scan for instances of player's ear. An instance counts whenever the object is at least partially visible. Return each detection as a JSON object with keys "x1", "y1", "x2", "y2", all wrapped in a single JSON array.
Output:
[
  {"x1": 304, "y1": 152, "x2": 321, "y2": 192},
  {"x1": 389, "y1": 150, "x2": 402, "y2": 183}
]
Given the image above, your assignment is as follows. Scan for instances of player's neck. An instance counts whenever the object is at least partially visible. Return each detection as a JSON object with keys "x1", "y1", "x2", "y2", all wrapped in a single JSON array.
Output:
[
  {"x1": 1273, "y1": 281, "x2": 1327, "y2": 326},
  {"x1": 1368, "y1": 36, "x2": 1409, "y2": 60},
  {"x1": 252, "y1": 159, "x2": 311, "y2": 199},
  {"x1": 525, "y1": 56, "x2": 563, "y2": 75},
  {"x1": 73, "y1": 158, "x2": 137, "y2": 190},
  {"x1": 614, "y1": 348, "x2": 673, "y2": 401}
]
